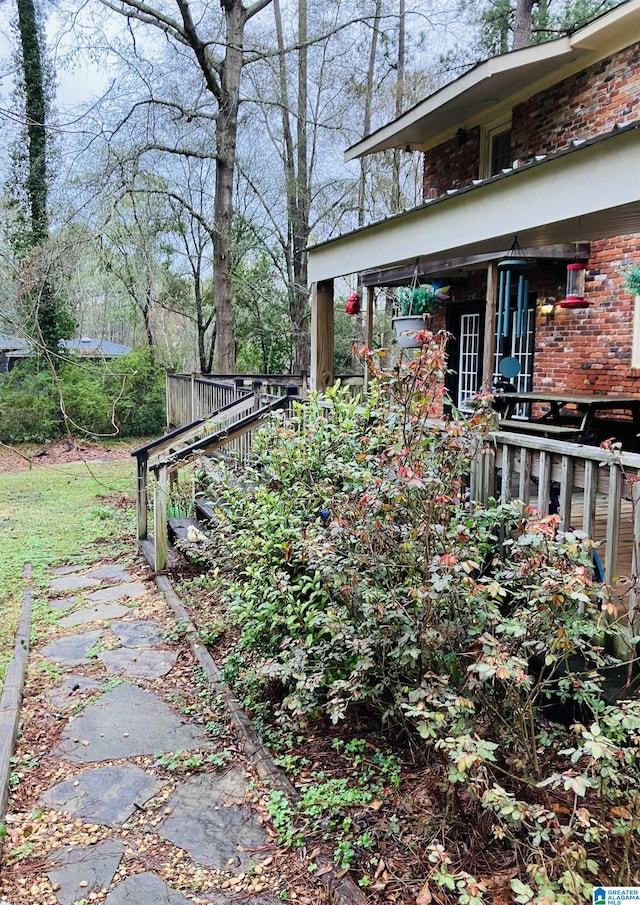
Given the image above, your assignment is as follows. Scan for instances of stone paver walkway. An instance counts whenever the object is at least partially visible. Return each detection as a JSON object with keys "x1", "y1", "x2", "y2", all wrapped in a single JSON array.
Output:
[{"x1": 0, "y1": 559, "x2": 289, "y2": 905}]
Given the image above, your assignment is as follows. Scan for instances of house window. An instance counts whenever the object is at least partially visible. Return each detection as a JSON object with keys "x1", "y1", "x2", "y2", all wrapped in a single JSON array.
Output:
[
  {"x1": 480, "y1": 116, "x2": 512, "y2": 178},
  {"x1": 491, "y1": 129, "x2": 512, "y2": 175}
]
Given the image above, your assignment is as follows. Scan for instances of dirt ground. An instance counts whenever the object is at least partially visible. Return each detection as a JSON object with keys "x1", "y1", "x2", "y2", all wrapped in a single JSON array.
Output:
[{"x1": 0, "y1": 439, "x2": 143, "y2": 474}]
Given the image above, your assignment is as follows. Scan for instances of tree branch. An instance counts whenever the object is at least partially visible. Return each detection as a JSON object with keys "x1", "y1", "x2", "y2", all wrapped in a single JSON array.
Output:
[
  {"x1": 175, "y1": 0, "x2": 222, "y2": 101},
  {"x1": 99, "y1": 0, "x2": 189, "y2": 47}
]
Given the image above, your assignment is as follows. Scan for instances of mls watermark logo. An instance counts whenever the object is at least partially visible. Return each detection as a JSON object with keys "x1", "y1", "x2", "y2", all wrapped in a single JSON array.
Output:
[{"x1": 593, "y1": 889, "x2": 640, "y2": 904}]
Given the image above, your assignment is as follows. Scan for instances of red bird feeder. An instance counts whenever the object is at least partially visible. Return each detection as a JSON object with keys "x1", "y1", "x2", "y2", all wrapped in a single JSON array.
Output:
[
  {"x1": 560, "y1": 263, "x2": 588, "y2": 308},
  {"x1": 345, "y1": 292, "x2": 361, "y2": 315}
]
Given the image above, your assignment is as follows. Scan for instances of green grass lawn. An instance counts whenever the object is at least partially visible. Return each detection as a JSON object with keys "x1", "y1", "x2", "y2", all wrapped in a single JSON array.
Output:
[{"x1": 0, "y1": 457, "x2": 135, "y2": 690}]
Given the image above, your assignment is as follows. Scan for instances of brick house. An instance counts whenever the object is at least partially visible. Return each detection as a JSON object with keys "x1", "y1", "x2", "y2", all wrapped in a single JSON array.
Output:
[{"x1": 307, "y1": 0, "x2": 640, "y2": 412}]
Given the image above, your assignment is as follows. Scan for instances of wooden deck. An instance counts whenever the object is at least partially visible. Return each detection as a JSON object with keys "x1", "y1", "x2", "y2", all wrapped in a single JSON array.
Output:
[{"x1": 471, "y1": 431, "x2": 640, "y2": 650}]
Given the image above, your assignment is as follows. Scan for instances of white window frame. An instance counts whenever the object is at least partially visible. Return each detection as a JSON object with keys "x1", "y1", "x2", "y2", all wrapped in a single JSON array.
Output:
[{"x1": 480, "y1": 114, "x2": 513, "y2": 180}]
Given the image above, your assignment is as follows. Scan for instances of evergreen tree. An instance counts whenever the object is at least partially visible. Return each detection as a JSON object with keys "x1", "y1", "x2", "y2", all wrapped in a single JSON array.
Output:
[{"x1": 8, "y1": 0, "x2": 75, "y2": 351}]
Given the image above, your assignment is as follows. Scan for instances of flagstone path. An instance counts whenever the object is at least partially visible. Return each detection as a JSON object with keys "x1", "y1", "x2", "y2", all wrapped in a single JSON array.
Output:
[{"x1": 0, "y1": 560, "x2": 298, "y2": 905}]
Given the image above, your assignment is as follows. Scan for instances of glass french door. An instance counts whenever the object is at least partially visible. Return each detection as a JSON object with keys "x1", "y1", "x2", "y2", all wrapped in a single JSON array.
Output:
[{"x1": 446, "y1": 302, "x2": 485, "y2": 411}]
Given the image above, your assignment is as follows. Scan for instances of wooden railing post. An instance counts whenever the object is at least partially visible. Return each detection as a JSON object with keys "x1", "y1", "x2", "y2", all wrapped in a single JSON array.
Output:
[
  {"x1": 165, "y1": 368, "x2": 176, "y2": 429},
  {"x1": 136, "y1": 454, "x2": 148, "y2": 541},
  {"x1": 605, "y1": 462, "x2": 622, "y2": 583},
  {"x1": 470, "y1": 440, "x2": 494, "y2": 505},
  {"x1": 253, "y1": 379, "x2": 263, "y2": 412},
  {"x1": 154, "y1": 464, "x2": 169, "y2": 573}
]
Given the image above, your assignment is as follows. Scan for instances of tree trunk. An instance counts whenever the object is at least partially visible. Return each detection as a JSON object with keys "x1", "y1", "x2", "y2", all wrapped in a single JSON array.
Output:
[
  {"x1": 390, "y1": 0, "x2": 405, "y2": 214},
  {"x1": 273, "y1": 0, "x2": 311, "y2": 374},
  {"x1": 213, "y1": 2, "x2": 247, "y2": 373},
  {"x1": 16, "y1": 0, "x2": 66, "y2": 352},
  {"x1": 292, "y1": 0, "x2": 310, "y2": 373},
  {"x1": 16, "y1": 0, "x2": 48, "y2": 246},
  {"x1": 358, "y1": 0, "x2": 382, "y2": 227},
  {"x1": 513, "y1": 0, "x2": 537, "y2": 49}
]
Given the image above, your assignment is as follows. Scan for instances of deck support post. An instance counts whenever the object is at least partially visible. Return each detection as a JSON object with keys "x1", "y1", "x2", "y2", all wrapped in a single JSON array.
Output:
[
  {"x1": 310, "y1": 279, "x2": 334, "y2": 392},
  {"x1": 136, "y1": 455, "x2": 148, "y2": 541},
  {"x1": 154, "y1": 464, "x2": 169, "y2": 573},
  {"x1": 364, "y1": 286, "x2": 375, "y2": 392},
  {"x1": 483, "y1": 263, "x2": 498, "y2": 391}
]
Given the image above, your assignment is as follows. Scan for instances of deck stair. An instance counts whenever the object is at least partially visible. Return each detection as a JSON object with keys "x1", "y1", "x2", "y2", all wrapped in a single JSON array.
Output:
[{"x1": 132, "y1": 388, "x2": 300, "y2": 572}]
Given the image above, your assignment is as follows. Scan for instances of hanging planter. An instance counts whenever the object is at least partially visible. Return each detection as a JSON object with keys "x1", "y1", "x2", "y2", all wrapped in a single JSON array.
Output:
[
  {"x1": 392, "y1": 282, "x2": 449, "y2": 348},
  {"x1": 393, "y1": 314, "x2": 432, "y2": 348}
]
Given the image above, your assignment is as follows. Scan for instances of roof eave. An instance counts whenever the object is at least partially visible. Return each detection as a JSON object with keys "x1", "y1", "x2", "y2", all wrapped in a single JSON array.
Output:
[{"x1": 344, "y1": 0, "x2": 640, "y2": 162}]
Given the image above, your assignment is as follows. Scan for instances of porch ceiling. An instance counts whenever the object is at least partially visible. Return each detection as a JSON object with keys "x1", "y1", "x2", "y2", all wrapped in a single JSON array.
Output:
[{"x1": 308, "y1": 123, "x2": 640, "y2": 285}]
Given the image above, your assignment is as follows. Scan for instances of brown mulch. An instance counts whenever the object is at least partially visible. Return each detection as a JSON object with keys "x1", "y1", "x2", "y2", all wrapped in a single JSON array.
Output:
[{"x1": 0, "y1": 439, "x2": 144, "y2": 474}]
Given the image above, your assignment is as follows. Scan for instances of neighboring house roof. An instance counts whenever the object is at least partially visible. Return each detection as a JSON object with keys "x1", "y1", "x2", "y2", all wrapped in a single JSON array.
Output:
[
  {"x1": 61, "y1": 337, "x2": 133, "y2": 357},
  {"x1": 3, "y1": 336, "x2": 133, "y2": 359},
  {"x1": 345, "y1": 0, "x2": 640, "y2": 161},
  {"x1": 0, "y1": 333, "x2": 31, "y2": 353}
]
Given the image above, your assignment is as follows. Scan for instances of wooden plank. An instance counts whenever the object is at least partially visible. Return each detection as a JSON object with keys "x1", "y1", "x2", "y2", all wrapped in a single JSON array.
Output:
[
  {"x1": 558, "y1": 455, "x2": 574, "y2": 531},
  {"x1": 518, "y1": 448, "x2": 532, "y2": 504},
  {"x1": 501, "y1": 444, "x2": 514, "y2": 503},
  {"x1": 0, "y1": 574, "x2": 32, "y2": 862},
  {"x1": 537, "y1": 451, "x2": 551, "y2": 513},
  {"x1": 360, "y1": 244, "x2": 590, "y2": 287},
  {"x1": 605, "y1": 464, "x2": 622, "y2": 581},
  {"x1": 493, "y1": 430, "x2": 640, "y2": 469},
  {"x1": 498, "y1": 420, "x2": 580, "y2": 438},
  {"x1": 154, "y1": 465, "x2": 169, "y2": 574},
  {"x1": 582, "y1": 460, "x2": 597, "y2": 538},
  {"x1": 483, "y1": 263, "x2": 497, "y2": 393}
]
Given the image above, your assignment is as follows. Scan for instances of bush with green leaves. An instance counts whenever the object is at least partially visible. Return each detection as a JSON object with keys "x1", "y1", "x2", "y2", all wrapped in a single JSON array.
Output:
[
  {"x1": 196, "y1": 332, "x2": 640, "y2": 897},
  {"x1": 0, "y1": 347, "x2": 165, "y2": 442},
  {"x1": 0, "y1": 363, "x2": 59, "y2": 442}
]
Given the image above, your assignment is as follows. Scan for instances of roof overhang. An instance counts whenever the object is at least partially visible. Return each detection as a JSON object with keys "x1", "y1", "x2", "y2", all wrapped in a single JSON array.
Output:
[
  {"x1": 309, "y1": 123, "x2": 640, "y2": 284},
  {"x1": 345, "y1": 0, "x2": 640, "y2": 161}
]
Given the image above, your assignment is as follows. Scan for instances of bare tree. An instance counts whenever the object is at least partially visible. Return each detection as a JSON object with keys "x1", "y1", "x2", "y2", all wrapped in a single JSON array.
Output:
[{"x1": 99, "y1": 0, "x2": 273, "y2": 373}]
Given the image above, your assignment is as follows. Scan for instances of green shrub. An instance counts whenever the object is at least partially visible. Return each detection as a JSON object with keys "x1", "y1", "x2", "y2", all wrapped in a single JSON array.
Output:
[
  {"x1": 0, "y1": 347, "x2": 165, "y2": 443},
  {"x1": 0, "y1": 362, "x2": 59, "y2": 443},
  {"x1": 194, "y1": 333, "x2": 640, "y2": 896},
  {"x1": 110, "y1": 347, "x2": 166, "y2": 437}
]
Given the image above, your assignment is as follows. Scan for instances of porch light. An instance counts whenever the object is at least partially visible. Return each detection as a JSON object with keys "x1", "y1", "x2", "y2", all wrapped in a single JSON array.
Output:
[
  {"x1": 537, "y1": 297, "x2": 555, "y2": 322},
  {"x1": 560, "y1": 262, "x2": 588, "y2": 308}
]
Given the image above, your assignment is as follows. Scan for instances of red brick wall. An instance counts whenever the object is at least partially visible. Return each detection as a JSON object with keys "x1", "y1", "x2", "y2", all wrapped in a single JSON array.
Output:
[
  {"x1": 422, "y1": 127, "x2": 481, "y2": 198},
  {"x1": 512, "y1": 44, "x2": 640, "y2": 160},
  {"x1": 422, "y1": 44, "x2": 640, "y2": 199},
  {"x1": 533, "y1": 236, "x2": 640, "y2": 394}
]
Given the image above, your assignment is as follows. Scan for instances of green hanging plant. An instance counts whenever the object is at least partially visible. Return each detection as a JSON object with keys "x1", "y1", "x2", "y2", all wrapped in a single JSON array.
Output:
[
  {"x1": 623, "y1": 265, "x2": 640, "y2": 296},
  {"x1": 397, "y1": 283, "x2": 450, "y2": 316}
]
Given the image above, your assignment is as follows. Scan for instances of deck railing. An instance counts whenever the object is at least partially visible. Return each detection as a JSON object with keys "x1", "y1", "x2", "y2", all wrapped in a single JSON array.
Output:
[
  {"x1": 471, "y1": 429, "x2": 640, "y2": 650},
  {"x1": 133, "y1": 390, "x2": 300, "y2": 572},
  {"x1": 165, "y1": 371, "x2": 364, "y2": 428}
]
